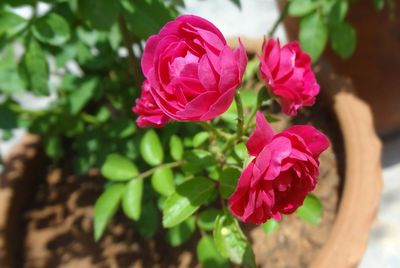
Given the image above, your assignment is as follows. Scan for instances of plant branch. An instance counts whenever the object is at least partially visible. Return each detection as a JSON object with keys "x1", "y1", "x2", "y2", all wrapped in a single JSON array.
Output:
[
  {"x1": 244, "y1": 87, "x2": 269, "y2": 132},
  {"x1": 198, "y1": 122, "x2": 232, "y2": 141},
  {"x1": 268, "y1": 2, "x2": 289, "y2": 38},
  {"x1": 118, "y1": 15, "x2": 143, "y2": 89},
  {"x1": 234, "y1": 91, "x2": 244, "y2": 142},
  {"x1": 136, "y1": 160, "x2": 185, "y2": 180}
]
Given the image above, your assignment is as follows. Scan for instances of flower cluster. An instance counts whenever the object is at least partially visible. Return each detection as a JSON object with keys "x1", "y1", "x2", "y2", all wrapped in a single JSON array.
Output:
[{"x1": 133, "y1": 15, "x2": 328, "y2": 224}]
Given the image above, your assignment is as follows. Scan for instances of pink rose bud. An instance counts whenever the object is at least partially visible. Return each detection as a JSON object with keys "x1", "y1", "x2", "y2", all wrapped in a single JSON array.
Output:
[
  {"x1": 228, "y1": 112, "x2": 329, "y2": 224},
  {"x1": 259, "y1": 38, "x2": 320, "y2": 116},
  {"x1": 132, "y1": 80, "x2": 171, "y2": 128},
  {"x1": 139, "y1": 15, "x2": 247, "y2": 122}
]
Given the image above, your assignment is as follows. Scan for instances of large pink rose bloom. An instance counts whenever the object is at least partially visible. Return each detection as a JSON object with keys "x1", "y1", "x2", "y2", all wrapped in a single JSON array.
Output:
[
  {"x1": 140, "y1": 15, "x2": 247, "y2": 121},
  {"x1": 132, "y1": 81, "x2": 171, "y2": 128},
  {"x1": 259, "y1": 38, "x2": 319, "y2": 116},
  {"x1": 228, "y1": 112, "x2": 329, "y2": 224}
]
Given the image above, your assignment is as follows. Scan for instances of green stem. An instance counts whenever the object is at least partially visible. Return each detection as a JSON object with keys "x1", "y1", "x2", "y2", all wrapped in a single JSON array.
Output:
[
  {"x1": 234, "y1": 91, "x2": 244, "y2": 142},
  {"x1": 136, "y1": 160, "x2": 185, "y2": 180},
  {"x1": 243, "y1": 87, "x2": 269, "y2": 132},
  {"x1": 198, "y1": 122, "x2": 232, "y2": 141},
  {"x1": 118, "y1": 15, "x2": 142, "y2": 89},
  {"x1": 268, "y1": 2, "x2": 289, "y2": 38}
]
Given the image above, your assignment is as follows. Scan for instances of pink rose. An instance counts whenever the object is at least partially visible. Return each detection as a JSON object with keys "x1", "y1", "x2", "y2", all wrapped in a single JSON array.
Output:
[
  {"x1": 259, "y1": 38, "x2": 320, "y2": 116},
  {"x1": 228, "y1": 112, "x2": 329, "y2": 224},
  {"x1": 140, "y1": 15, "x2": 247, "y2": 121},
  {"x1": 132, "y1": 80, "x2": 171, "y2": 128}
]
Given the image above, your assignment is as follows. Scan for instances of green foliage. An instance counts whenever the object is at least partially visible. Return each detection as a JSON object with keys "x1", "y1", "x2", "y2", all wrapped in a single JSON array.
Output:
[
  {"x1": 169, "y1": 135, "x2": 184, "y2": 160},
  {"x1": 0, "y1": 47, "x2": 25, "y2": 94},
  {"x1": 135, "y1": 202, "x2": 159, "y2": 238},
  {"x1": 122, "y1": 179, "x2": 143, "y2": 220},
  {"x1": 163, "y1": 178, "x2": 216, "y2": 227},
  {"x1": 197, "y1": 236, "x2": 229, "y2": 268},
  {"x1": 19, "y1": 39, "x2": 49, "y2": 95},
  {"x1": 261, "y1": 219, "x2": 280, "y2": 235},
  {"x1": 66, "y1": 77, "x2": 99, "y2": 115},
  {"x1": 288, "y1": 0, "x2": 316, "y2": 16},
  {"x1": 0, "y1": 102, "x2": 18, "y2": 130},
  {"x1": 140, "y1": 130, "x2": 164, "y2": 166},
  {"x1": 101, "y1": 153, "x2": 138, "y2": 181},
  {"x1": 330, "y1": 22, "x2": 356, "y2": 59},
  {"x1": 32, "y1": 13, "x2": 70, "y2": 46},
  {"x1": 299, "y1": 12, "x2": 328, "y2": 62},
  {"x1": 374, "y1": 0, "x2": 385, "y2": 10},
  {"x1": 296, "y1": 194, "x2": 323, "y2": 225},
  {"x1": 197, "y1": 208, "x2": 220, "y2": 231},
  {"x1": 94, "y1": 183, "x2": 125, "y2": 241},
  {"x1": 219, "y1": 167, "x2": 240, "y2": 198},
  {"x1": 193, "y1": 131, "x2": 209, "y2": 147},
  {"x1": 151, "y1": 166, "x2": 175, "y2": 196},
  {"x1": 0, "y1": 11, "x2": 27, "y2": 39},
  {"x1": 214, "y1": 213, "x2": 256, "y2": 268},
  {"x1": 121, "y1": 0, "x2": 177, "y2": 40},
  {"x1": 78, "y1": 0, "x2": 120, "y2": 31},
  {"x1": 182, "y1": 150, "x2": 217, "y2": 174},
  {"x1": 290, "y1": 0, "x2": 358, "y2": 61},
  {"x1": 229, "y1": 0, "x2": 241, "y2": 9},
  {"x1": 166, "y1": 217, "x2": 196, "y2": 247}
]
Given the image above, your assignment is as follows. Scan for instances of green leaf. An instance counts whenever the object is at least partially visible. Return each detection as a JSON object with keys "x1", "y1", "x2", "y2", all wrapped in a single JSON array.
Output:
[
  {"x1": 44, "y1": 136, "x2": 63, "y2": 160},
  {"x1": 219, "y1": 168, "x2": 241, "y2": 198},
  {"x1": 193, "y1": 131, "x2": 209, "y2": 147},
  {"x1": 0, "y1": 47, "x2": 25, "y2": 94},
  {"x1": 135, "y1": 202, "x2": 159, "y2": 238},
  {"x1": 0, "y1": 103, "x2": 18, "y2": 130},
  {"x1": 170, "y1": 135, "x2": 183, "y2": 160},
  {"x1": 19, "y1": 39, "x2": 49, "y2": 95},
  {"x1": 288, "y1": 0, "x2": 316, "y2": 17},
  {"x1": 330, "y1": 22, "x2": 356, "y2": 59},
  {"x1": 67, "y1": 77, "x2": 99, "y2": 114},
  {"x1": 328, "y1": 0, "x2": 348, "y2": 25},
  {"x1": 121, "y1": 0, "x2": 177, "y2": 40},
  {"x1": 182, "y1": 150, "x2": 217, "y2": 174},
  {"x1": 0, "y1": 11, "x2": 27, "y2": 38},
  {"x1": 151, "y1": 166, "x2": 175, "y2": 196},
  {"x1": 122, "y1": 179, "x2": 143, "y2": 220},
  {"x1": 299, "y1": 12, "x2": 328, "y2": 62},
  {"x1": 261, "y1": 219, "x2": 280, "y2": 235},
  {"x1": 229, "y1": 0, "x2": 241, "y2": 9},
  {"x1": 32, "y1": 13, "x2": 70, "y2": 46},
  {"x1": 163, "y1": 177, "x2": 216, "y2": 227},
  {"x1": 214, "y1": 213, "x2": 256, "y2": 268},
  {"x1": 197, "y1": 208, "x2": 220, "y2": 231},
  {"x1": 78, "y1": 0, "x2": 120, "y2": 30},
  {"x1": 296, "y1": 194, "x2": 322, "y2": 225},
  {"x1": 140, "y1": 130, "x2": 164, "y2": 166},
  {"x1": 166, "y1": 217, "x2": 196, "y2": 247},
  {"x1": 94, "y1": 184, "x2": 125, "y2": 241},
  {"x1": 101, "y1": 154, "x2": 139, "y2": 181},
  {"x1": 197, "y1": 236, "x2": 229, "y2": 268},
  {"x1": 234, "y1": 143, "x2": 248, "y2": 160},
  {"x1": 374, "y1": 0, "x2": 385, "y2": 10}
]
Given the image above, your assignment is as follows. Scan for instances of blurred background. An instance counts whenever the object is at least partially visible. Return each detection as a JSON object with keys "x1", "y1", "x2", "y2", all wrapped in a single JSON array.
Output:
[{"x1": 0, "y1": 0, "x2": 399, "y2": 267}]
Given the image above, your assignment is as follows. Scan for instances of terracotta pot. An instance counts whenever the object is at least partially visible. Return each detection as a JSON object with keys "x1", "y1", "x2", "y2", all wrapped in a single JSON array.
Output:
[{"x1": 0, "y1": 41, "x2": 382, "y2": 267}]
